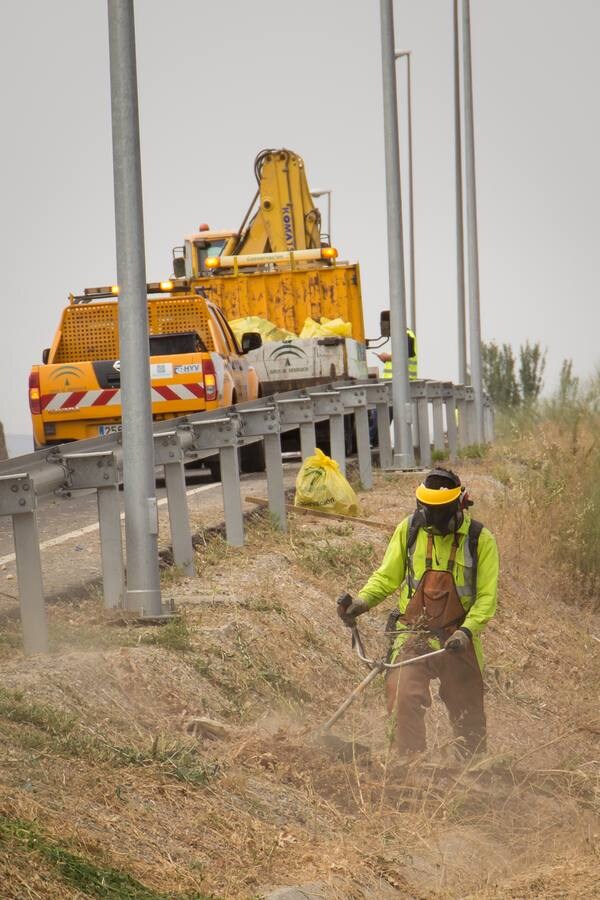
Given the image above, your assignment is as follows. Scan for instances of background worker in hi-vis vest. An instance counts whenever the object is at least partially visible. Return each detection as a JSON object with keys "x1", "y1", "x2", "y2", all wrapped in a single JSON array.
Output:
[
  {"x1": 376, "y1": 328, "x2": 418, "y2": 381},
  {"x1": 369, "y1": 329, "x2": 418, "y2": 445}
]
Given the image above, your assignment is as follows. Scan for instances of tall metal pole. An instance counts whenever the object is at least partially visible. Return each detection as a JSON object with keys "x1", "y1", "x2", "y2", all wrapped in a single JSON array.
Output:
[
  {"x1": 395, "y1": 51, "x2": 417, "y2": 335},
  {"x1": 107, "y1": 0, "x2": 162, "y2": 615},
  {"x1": 461, "y1": 0, "x2": 484, "y2": 442},
  {"x1": 454, "y1": 0, "x2": 468, "y2": 385},
  {"x1": 380, "y1": 0, "x2": 414, "y2": 468}
]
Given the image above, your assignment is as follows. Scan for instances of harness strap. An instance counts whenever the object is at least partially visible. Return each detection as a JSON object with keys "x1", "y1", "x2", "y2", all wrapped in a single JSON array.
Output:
[
  {"x1": 425, "y1": 533, "x2": 433, "y2": 570},
  {"x1": 446, "y1": 531, "x2": 460, "y2": 574}
]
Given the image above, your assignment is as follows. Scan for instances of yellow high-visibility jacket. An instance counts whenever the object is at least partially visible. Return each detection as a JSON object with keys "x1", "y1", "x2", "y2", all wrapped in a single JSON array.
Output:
[
  {"x1": 382, "y1": 329, "x2": 418, "y2": 381},
  {"x1": 357, "y1": 513, "x2": 499, "y2": 670}
]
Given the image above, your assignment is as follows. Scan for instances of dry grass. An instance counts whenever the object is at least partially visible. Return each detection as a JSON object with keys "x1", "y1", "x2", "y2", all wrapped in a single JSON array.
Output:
[{"x1": 0, "y1": 448, "x2": 599, "y2": 898}]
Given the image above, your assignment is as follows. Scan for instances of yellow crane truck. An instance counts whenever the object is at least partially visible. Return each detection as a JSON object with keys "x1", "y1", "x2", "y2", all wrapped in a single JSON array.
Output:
[
  {"x1": 168, "y1": 148, "x2": 371, "y2": 395},
  {"x1": 29, "y1": 149, "x2": 381, "y2": 467},
  {"x1": 29, "y1": 284, "x2": 262, "y2": 467}
]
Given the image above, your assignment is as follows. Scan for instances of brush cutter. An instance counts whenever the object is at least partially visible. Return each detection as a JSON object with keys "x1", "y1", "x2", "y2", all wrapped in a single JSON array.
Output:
[{"x1": 316, "y1": 596, "x2": 446, "y2": 758}]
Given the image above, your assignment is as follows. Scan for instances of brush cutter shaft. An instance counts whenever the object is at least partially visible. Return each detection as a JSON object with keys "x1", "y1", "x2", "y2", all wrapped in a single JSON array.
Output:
[
  {"x1": 322, "y1": 645, "x2": 446, "y2": 733},
  {"x1": 322, "y1": 664, "x2": 383, "y2": 732}
]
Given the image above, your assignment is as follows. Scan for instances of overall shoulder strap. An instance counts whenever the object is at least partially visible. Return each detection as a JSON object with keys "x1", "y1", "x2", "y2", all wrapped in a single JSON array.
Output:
[
  {"x1": 407, "y1": 512, "x2": 421, "y2": 551},
  {"x1": 447, "y1": 531, "x2": 460, "y2": 573},
  {"x1": 406, "y1": 513, "x2": 423, "y2": 597},
  {"x1": 468, "y1": 519, "x2": 484, "y2": 594}
]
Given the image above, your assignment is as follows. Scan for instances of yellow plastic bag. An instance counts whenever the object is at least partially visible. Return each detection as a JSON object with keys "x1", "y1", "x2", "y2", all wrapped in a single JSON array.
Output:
[
  {"x1": 298, "y1": 317, "x2": 328, "y2": 339},
  {"x1": 228, "y1": 316, "x2": 297, "y2": 343},
  {"x1": 294, "y1": 448, "x2": 359, "y2": 517},
  {"x1": 319, "y1": 316, "x2": 353, "y2": 338},
  {"x1": 299, "y1": 316, "x2": 352, "y2": 339}
]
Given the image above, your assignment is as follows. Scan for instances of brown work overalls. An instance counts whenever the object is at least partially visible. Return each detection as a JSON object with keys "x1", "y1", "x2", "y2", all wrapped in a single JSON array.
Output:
[{"x1": 385, "y1": 531, "x2": 486, "y2": 756}]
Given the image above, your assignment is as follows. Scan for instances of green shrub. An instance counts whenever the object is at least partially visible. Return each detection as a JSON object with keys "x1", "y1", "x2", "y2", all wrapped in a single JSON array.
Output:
[{"x1": 140, "y1": 617, "x2": 192, "y2": 653}]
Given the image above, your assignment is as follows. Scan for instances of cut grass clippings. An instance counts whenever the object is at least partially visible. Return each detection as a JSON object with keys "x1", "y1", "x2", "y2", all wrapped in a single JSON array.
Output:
[
  {"x1": 0, "y1": 814, "x2": 215, "y2": 899},
  {"x1": 0, "y1": 687, "x2": 217, "y2": 786}
]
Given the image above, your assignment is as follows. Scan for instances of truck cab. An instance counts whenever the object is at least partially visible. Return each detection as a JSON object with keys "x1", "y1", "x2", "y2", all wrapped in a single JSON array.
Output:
[{"x1": 173, "y1": 228, "x2": 237, "y2": 279}]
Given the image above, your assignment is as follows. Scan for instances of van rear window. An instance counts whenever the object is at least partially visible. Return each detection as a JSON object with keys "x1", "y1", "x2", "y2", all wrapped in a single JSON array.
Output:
[{"x1": 149, "y1": 332, "x2": 206, "y2": 355}]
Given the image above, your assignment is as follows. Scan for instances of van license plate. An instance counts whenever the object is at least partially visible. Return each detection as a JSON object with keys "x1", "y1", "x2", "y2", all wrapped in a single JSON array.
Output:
[{"x1": 99, "y1": 424, "x2": 122, "y2": 436}]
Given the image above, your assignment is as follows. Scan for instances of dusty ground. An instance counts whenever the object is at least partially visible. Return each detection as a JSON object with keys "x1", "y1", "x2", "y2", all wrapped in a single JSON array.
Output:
[{"x1": 0, "y1": 456, "x2": 598, "y2": 899}]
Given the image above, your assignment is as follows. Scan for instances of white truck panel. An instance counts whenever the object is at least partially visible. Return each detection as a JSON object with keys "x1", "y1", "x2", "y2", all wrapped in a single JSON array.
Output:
[{"x1": 246, "y1": 338, "x2": 368, "y2": 390}]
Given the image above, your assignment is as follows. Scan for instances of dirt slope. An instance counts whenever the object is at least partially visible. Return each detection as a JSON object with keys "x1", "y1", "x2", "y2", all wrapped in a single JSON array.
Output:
[{"x1": 0, "y1": 459, "x2": 598, "y2": 899}]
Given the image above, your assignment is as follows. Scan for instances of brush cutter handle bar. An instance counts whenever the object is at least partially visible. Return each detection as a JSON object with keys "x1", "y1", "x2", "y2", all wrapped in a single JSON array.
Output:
[{"x1": 351, "y1": 625, "x2": 447, "y2": 670}]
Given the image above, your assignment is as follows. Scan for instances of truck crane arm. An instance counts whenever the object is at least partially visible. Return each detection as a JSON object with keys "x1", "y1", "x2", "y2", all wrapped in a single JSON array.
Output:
[{"x1": 223, "y1": 148, "x2": 322, "y2": 257}]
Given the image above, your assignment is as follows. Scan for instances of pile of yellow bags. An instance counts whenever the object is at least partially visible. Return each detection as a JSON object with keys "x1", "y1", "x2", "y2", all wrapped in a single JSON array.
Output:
[
  {"x1": 228, "y1": 315, "x2": 353, "y2": 343},
  {"x1": 294, "y1": 448, "x2": 359, "y2": 517},
  {"x1": 228, "y1": 316, "x2": 296, "y2": 343}
]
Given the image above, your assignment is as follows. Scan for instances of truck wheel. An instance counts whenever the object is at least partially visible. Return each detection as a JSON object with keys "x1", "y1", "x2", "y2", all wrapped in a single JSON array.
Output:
[{"x1": 240, "y1": 439, "x2": 266, "y2": 473}]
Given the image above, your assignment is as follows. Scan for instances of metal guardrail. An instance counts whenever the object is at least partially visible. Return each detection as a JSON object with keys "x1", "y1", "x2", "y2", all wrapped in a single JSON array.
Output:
[{"x1": 0, "y1": 379, "x2": 491, "y2": 654}]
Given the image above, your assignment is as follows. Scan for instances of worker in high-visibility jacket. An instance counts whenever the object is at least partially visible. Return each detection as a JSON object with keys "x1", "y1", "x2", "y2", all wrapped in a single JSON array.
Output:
[
  {"x1": 369, "y1": 329, "x2": 417, "y2": 445},
  {"x1": 337, "y1": 467, "x2": 499, "y2": 758},
  {"x1": 376, "y1": 328, "x2": 418, "y2": 381}
]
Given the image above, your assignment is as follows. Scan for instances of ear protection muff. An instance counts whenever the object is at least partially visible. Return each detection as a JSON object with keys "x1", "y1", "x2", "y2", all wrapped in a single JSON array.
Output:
[{"x1": 459, "y1": 488, "x2": 474, "y2": 510}]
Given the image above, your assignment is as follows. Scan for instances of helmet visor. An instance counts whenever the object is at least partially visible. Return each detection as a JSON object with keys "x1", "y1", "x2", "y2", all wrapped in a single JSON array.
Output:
[{"x1": 415, "y1": 484, "x2": 462, "y2": 506}]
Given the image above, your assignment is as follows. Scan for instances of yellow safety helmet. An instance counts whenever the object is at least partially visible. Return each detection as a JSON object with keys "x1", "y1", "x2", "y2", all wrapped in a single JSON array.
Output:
[{"x1": 415, "y1": 483, "x2": 462, "y2": 505}]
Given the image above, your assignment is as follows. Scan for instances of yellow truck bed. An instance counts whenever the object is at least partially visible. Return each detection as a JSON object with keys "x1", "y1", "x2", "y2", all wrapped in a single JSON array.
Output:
[{"x1": 193, "y1": 263, "x2": 364, "y2": 342}]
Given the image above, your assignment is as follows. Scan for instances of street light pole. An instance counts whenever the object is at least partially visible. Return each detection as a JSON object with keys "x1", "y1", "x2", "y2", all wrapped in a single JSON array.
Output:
[
  {"x1": 461, "y1": 0, "x2": 484, "y2": 442},
  {"x1": 453, "y1": 0, "x2": 467, "y2": 385},
  {"x1": 395, "y1": 50, "x2": 416, "y2": 335},
  {"x1": 380, "y1": 0, "x2": 414, "y2": 468},
  {"x1": 107, "y1": 0, "x2": 162, "y2": 615}
]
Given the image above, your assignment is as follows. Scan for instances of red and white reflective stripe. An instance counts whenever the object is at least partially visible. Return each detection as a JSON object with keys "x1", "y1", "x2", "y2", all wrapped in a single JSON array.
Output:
[
  {"x1": 41, "y1": 383, "x2": 205, "y2": 412},
  {"x1": 42, "y1": 389, "x2": 120, "y2": 411},
  {"x1": 151, "y1": 383, "x2": 204, "y2": 402}
]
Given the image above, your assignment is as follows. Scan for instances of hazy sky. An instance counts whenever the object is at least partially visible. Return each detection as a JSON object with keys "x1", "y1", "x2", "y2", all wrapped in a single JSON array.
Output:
[{"x1": 1, "y1": 0, "x2": 598, "y2": 434}]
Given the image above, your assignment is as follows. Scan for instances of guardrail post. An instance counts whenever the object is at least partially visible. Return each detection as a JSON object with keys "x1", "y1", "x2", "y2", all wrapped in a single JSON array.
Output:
[
  {"x1": 0, "y1": 474, "x2": 48, "y2": 654},
  {"x1": 411, "y1": 380, "x2": 431, "y2": 467},
  {"x1": 220, "y1": 446, "x2": 244, "y2": 547},
  {"x1": 299, "y1": 423, "x2": 316, "y2": 459},
  {"x1": 337, "y1": 385, "x2": 372, "y2": 489},
  {"x1": 308, "y1": 389, "x2": 346, "y2": 471},
  {"x1": 362, "y1": 381, "x2": 393, "y2": 470},
  {"x1": 63, "y1": 451, "x2": 126, "y2": 608},
  {"x1": 442, "y1": 383, "x2": 458, "y2": 459},
  {"x1": 427, "y1": 382, "x2": 445, "y2": 453},
  {"x1": 329, "y1": 413, "x2": 346, "y2": 475},
  {"x1": 239, "y1": 406, "x2": 286, "y2": 532},
  {"x1": 275, "y1": 397, "x2": 316, "y2": 462},
  {"x1": 154, "y1": 432, "x2": 195, "y2": 577},
  {"x1": 97, "y1": 486, "x2": 126, "y2": 608},
  {"x1": 264, "y1": 433, "x2": 286, "y2": 531},
  {"x1": 14, "y1": 512, "x2": 48, "y2": 654},
  {"x1": 190, "y1": 416, "x2": 244, "y2": 547}
]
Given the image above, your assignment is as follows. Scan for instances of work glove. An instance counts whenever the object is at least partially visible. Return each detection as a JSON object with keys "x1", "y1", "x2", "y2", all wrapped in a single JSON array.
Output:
[
  {"x1": 336, "y1": 593, "x2": 370, "y2": 628},
  {"x1": 445, "y1": 628, "x2": 471, "y2": 652}
]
